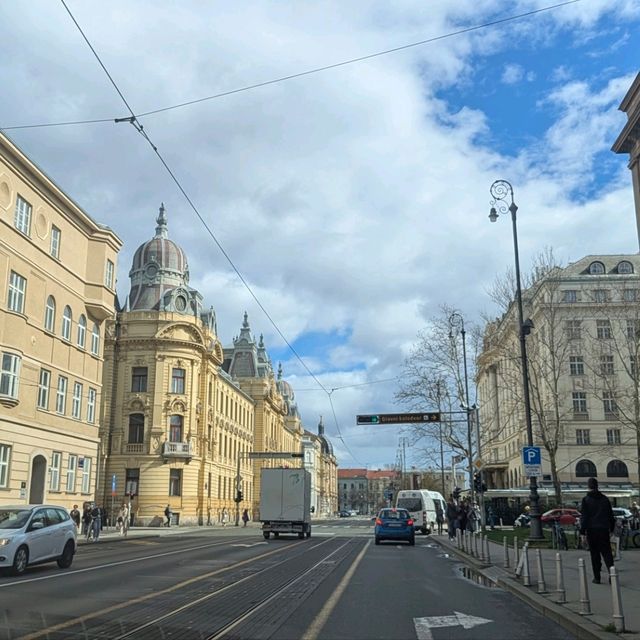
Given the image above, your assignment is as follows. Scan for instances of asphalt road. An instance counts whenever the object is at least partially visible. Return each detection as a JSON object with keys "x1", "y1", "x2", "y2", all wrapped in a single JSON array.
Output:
[{"x1": 0, "y1": 520, "x2": 577, "y2": 640}]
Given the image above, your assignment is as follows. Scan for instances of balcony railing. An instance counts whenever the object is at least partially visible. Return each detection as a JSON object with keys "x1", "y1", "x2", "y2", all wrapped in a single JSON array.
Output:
[
  {"x1": 125, "y1": 443, "x2": 145, "y2": 454},
  {"x1": 162, "y1": 441, "x2": 193, "y2": 458}
]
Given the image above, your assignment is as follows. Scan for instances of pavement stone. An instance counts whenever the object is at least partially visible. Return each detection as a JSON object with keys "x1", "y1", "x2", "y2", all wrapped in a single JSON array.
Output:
[{"x1": 434, "y1": 532, "x2": 640, "y2": 640}]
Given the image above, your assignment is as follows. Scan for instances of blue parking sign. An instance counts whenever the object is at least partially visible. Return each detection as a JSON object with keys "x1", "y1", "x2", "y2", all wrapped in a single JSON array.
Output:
[{"x1": 522, "y1": 447, "x2": 541, "y2": 465}]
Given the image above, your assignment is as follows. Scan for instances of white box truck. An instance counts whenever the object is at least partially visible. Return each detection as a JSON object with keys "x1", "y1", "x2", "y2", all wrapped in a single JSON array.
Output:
[{"x1": 260, "y1": 468, "x2": 311, "y2": 540}]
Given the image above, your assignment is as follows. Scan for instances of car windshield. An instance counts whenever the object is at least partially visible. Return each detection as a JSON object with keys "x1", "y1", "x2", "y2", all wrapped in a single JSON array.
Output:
[
  {"x1": 397, "y1": 498, "x2": 421, "y2": 512},
  {"x1": 0, "y1": 509, "x2": 32, "y2": 529},
  {"x1": 379, "y1": 509, "x2": 409, "y2": 520}
]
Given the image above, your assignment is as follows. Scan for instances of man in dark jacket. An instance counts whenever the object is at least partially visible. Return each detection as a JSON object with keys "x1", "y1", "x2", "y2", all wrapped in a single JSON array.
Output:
[{"x1": 580, "y1": 477, "x2": 615, "y2": 583}]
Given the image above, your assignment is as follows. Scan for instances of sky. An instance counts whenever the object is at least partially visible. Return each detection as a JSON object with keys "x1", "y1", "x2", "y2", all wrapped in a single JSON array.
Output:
[{"x1": 1, "y1": 0, "x2": 639, "y2": 472}]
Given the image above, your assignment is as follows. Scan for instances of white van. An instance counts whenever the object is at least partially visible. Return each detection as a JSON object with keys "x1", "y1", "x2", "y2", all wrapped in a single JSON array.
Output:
[{"x1": 396, "y1": 489, "x2": 446, "y2": 535}]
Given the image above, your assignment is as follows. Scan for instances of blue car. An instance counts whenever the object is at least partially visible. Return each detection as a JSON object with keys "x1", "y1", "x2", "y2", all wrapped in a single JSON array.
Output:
[{"x1": 374, "y1": 508, "x2": 415, "y2": 545}]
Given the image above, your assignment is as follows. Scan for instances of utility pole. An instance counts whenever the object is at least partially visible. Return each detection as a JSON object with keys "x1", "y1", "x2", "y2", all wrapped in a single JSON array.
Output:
[{"x1": 436, "y1": 380, "x2": 445, "y2": 497}]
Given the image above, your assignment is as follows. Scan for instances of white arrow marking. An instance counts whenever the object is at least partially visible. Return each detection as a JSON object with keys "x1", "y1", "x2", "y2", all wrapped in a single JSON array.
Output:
[
  {"x1": 231, "y1": 542, "x2": 268, "y2": 547},
  {"x1": 413, "y1": 611, "x2": 491, "y2": 640}
]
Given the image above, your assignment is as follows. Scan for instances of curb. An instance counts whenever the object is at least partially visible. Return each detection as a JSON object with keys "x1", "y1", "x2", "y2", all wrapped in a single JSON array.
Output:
[{"x1": 433, "y1": 537, "x2": 636, "y2": 640}]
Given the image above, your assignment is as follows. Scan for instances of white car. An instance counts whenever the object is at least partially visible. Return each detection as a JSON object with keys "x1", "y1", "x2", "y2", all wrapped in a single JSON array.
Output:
[
  {"x1": 0, "y1": 505, "x2": 77, "y2": 576},
  {"x1": 612, "y1": 507, "x2": 633, "y2": 521}
]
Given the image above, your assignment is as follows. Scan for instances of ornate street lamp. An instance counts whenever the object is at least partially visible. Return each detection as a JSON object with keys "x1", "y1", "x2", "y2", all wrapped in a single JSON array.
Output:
[
  {"x1": 448, "y1": 312, "x2": 474, "y2": 505},
  {"x1": 489, "y1": 179, "x2": 543, "y2": 540}
]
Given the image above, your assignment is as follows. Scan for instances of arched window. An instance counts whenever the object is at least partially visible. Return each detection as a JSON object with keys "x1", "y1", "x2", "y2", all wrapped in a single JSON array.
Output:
[
  {"x1": 44, "y1": 296, "x2": 56, "y2": 332},
  {"x1": 169, "y1": 415, "x2": 183, "y2": 442},
  {"x1": 606, "y1": 460, "x2": 628, "y2": 478},
  {"x1": 618, "y1": 260, "x2": 634, "y2": 274},
  {"x1": 575, "y1": 459, "x2": 597, "y2": 477},
  {"x1": 128, "y1": 413, "x2": 144, "y2": 443},
  {"x1": 91, "y1": 323, "x2": 100, "y2": 355},
  {"x1": 589, "y1": 261, "x2": 605, "y2": 275},
  {"x1": 77, "y1": 314, "x2": 87, "y2": 348},
  {"x1": 61, "y1": 306, "x2": 72, "y2": 341}
]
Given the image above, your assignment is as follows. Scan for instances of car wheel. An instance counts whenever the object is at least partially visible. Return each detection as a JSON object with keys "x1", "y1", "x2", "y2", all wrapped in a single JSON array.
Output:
[
  {"x1": 12, "y1": 546, "x2": 29, "y2": 576},
  {"x1": 421, "y1": 526, "x2": 427, "y2": 535},
  {"x1": 375, "y1": 537, "x2": 380, "y2": 545},
  {"x1": 57, "y1": 541, "x2": 75, "y2": 569},
  {"x1": 298, "y1": 532, "x2": 304, "y2": 539},
  {"x1": 263, "y1": 532, "x2": 270, "y2": 540},
  {"x1": 409, "y1": 537, "x2": 415, "y2": 546},
  {"x1": 632, "y1": 532, "x2": 640, "y2": 549}
]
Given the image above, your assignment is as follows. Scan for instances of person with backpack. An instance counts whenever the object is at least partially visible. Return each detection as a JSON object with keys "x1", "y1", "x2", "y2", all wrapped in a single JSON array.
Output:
[
  {"x1": 164, "y1": 504, "x2": 172, "y2": 527},
  {"x1": 580, "y1": 477, "x2": 615, "y2": 584}
]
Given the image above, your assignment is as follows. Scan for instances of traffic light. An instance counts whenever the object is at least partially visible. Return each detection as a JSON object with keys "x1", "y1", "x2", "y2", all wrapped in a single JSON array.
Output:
[
  {"x1": 234, "y1": 490, "x2": 243, "y2": 503},
  {"x1": 453, "y1": 487, "x2": 461, "y2": 500},
  {"x1": 473, "y1": 473, "x2": 487, "y2": 493}
]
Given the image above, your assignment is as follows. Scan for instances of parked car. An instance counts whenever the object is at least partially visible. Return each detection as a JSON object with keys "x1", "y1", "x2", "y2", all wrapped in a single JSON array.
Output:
[
  {"x1": 0, "y1": 505, "x2": 77, "y2": 576},
  {"x1": 612, "y1": 507, "x2": 633, "y2": 521},
  {"x1": 541, "y1": 508, "x2": 581, "y2": 527},
  {"x1": 338, "y1": 510, "x2": 351, "y2": 518},
  {"x1": 374, "y1": 507, "x2": 415, "y2": 545}
]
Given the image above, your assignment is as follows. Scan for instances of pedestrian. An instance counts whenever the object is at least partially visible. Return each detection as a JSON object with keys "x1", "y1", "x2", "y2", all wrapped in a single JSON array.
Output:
[
  {"x1": 446, "y1": 496, "x2": 458, "y2": 539},
  {"x1": 221, "y1": 507, "x2": 229, "y2": 527},
  {"x1": 242, "y1": 508, "x2": 249, "y2": 527},
  {"x1": 82, "y1": 504, "x2": 91, "y2": 536},
  {"x1": 580, "y1": 477, "x2": 615, "y2": 584},
  {"x1": 70, "y1": 504, "x2": 81, "y2": 532},
  {"x1": 118, "y1": 503, "x2": 129, "y2": 536},
  {"x1": 435, "y1": 502, "x2": 444, "y2": 535},
  {"x1": 164, "y1": 504, "x2": 172, "y2": 527},
  {"x1": 458, "y1": 499, "x2": 468, "y2": 533},
  {"x1": 90, "y1": 503, "x2": 101, "y2": 541}
]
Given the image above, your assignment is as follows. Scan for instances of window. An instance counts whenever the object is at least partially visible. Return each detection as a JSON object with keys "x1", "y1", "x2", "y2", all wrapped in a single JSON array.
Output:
[
  {"x1": 128, "y1": 414, "x2": 145, "y2": 443},
  {"x1": 0, "y1": 444, "x2": 10, "y2": 488},
  {"x1": 600, "y1": 355, "x2": 614, "y2": 375},
  {"x1": 565, "y1": 320, "x2": 582, "y2": 340},
  {"x1": 589, "y1": 261, "x2": 605, "y2": 275},
  {"x1": 72, "y1": 382, "x2": 83, "y2": 419},
  {"x1": 626, "y1": 319, "x2": 640, "y2": 340},
  {"x1": 61, "y1": 306, "x2": 72, "y2": 341},
  {"x1": 7, "y1": 271, "x2": 26, "y2": 314},
  {"x1": 169, "y1": 415, "x2": 183, "y2": 442},
  {"x1": 596, "y1": 320, "x2": 612, "y2": 339},
  {"x1": 606, "y1": 428, "x2": 621, "y2": 445},
  {"x1": 14, "y1": 195, "x2": 32, "y2": 235},
  {"x1": 50, "y1": 451, "x2": 61, "y2": 491},
  {"x1": 131, "y1": 367, "x2": 148, "y2": 392},
  {"x1": 576, "y1": 459, "x2": 597, "y2": 477},
  {"x1": 105, "y1": 260, "x2": 115, "y2": 289},
  {"x1": 562, "y1": 290, "x2": 578, "y2": 303},
  {"x1": 576, "y1": 429, "x2": 591, "y2": 445},
  {"x1": 169, "y1": 469, "x2": 182, "y2": 496},
  {"x1": 623, "y1": 289, "x2": 638, "y2": 302},
  {"x1": 91, "y1": 323, "x2": 100, "y2": 355},
  {"x1": 125, "y1": 468, "x2": 139, "y2": 497},
  {"x1": 603, "y1": 392, "x2": 618, "y2": 416},
  {"x1": 606, "y1": 460, "x2": 628, "y2": 478},
  {"x1": 87, "y1": 387, "x2": 96, "y2": 423},
  {"x1": 593, "y1": 289, "x2": 608, "y2": 303},
  {"x1": 572, "y1": 392, "x2": 587, "y2": 414},
  {"x1": 56, "y1": 376, "x2": 67, "y2": 414},
  {"x1": 37, "y1": 368, "x2": 50, "y2": 409},
  {"x1": 618, "y1": 260, "x2": 634, "y2": 274},
  {"x1": 81, "y1": 457, "x2": 92, "y2": 493},
  {"x1": 77, "y1": 315, "x2": 87, "y2": 348},
  {"x1": 0, "y1": 353, "x2": 21, "y2": 399},
  {"x1": 50, "y1": 225, "x2": 61, "y2": 258},
  {"x1": 569, "y1": 355, "x2": 584, "y2": 376},
  {"x1": 66, "y1": 454, "x2": 77, "y2": 492},
  {"x1": 44, "y1": 296, "x2": 56, "y2": 332},
  {"x1": 171, "y1": 368, "x2": 185, "y2": 394}
]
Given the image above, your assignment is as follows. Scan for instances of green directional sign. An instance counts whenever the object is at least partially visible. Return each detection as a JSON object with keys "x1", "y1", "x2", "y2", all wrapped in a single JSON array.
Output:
[{"x1": 357, "y1": 412, "x2": 440, "y2": 425}]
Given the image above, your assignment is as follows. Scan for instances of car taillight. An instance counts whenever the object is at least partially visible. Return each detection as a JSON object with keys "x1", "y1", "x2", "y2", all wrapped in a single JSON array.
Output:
[
  {"x1": 375, "y1": 518, "x2": 382, "y2": 526},
  {"x1": 407, "y1": 519, "x2": 414, "y2": 526}
]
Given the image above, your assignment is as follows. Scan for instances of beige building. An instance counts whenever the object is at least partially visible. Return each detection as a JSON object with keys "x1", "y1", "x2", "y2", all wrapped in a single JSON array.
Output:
[
  {"x1": 0, "y1": 132, "x2": 121, "y2": 508},
  {"x1": 477, "y1": 255, "x2": 640, "y2": 504},
  {"x1": 302, "y1": 417, "x2": 338, "y2": 517}
]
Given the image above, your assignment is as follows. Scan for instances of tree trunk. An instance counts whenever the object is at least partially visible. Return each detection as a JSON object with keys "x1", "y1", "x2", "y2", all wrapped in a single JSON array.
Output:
[{"x1": 549, "y1": 451, "x2": 562, "y2": 505}]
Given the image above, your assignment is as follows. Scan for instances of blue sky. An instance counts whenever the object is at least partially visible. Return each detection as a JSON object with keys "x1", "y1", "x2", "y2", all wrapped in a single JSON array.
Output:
[{"x1": 1, "y1": 1, "x2": 639, "y2": 470}]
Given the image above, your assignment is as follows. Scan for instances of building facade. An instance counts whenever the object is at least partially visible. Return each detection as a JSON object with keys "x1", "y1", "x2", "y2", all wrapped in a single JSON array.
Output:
[
  {"x1": 477, "y1": 255, "x2": 640, "y2": 504},
  {"x1": 0, "y1": 132, "x2": 121, "y2": 508},
  {"x1": 302, "y1": 417, "x2": 338, "y2": 517},
  {"x1": 338, "y1": 468, "x2": 398, "y2": 514}
]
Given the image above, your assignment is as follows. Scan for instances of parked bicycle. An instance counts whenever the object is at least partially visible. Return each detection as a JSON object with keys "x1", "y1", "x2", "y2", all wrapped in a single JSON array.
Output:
[{"x1": 550, "y1": 517, "x2": 568, "y2": 550}]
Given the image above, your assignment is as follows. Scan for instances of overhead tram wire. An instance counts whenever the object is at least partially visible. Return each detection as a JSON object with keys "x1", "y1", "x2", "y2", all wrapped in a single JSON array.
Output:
[
  {"x1": 3, "y1": 0, "x2": 582, "y2": 132},
  {"x1": 58, "y1": 0, "x2": 365, "y2": 464}
]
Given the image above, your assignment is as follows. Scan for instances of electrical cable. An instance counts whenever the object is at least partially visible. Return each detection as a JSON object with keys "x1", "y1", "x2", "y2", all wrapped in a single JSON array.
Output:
[{"x1": 2, "y1": 0, "x2": 581, "y2": 132}]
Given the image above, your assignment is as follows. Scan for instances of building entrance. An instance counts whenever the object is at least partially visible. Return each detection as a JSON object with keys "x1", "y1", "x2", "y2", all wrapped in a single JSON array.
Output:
[{"x1": 29, "y1": 455, "x2": 47, "y2": 504}]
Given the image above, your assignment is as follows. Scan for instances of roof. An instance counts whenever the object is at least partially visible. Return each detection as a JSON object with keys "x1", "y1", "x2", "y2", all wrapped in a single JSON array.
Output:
[{"x1": 338, "y1": 468, "x2": 368, "y2": 479}]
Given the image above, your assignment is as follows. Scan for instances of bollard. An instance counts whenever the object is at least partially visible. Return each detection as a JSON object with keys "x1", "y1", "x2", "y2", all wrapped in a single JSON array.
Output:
[
  {"x1": 457, "y1": 528, "x2": 462, "y2": 550},
  {"x1": 463, "y1": 530, "x2": 468, "y2": 554},
  {"x1": 614, "y1": 537, "x2": 622, "y2": 562},
  {"x1": 555, "y1": 552, "x2": 566, "y2": 604},
  {"x1": 478, "y1": 533, "x2": 485, "y2": 562},
  {"x1": 474, "y1": 532, "x2": 481, "y2": 560},
  {"x1": 484, "y1": 535, "x2": 491, "y2": 564},
  {"x1": 503, "y1": 536, "x2": 510, "y2": 568},
  {"x1": 578, "y1": 558, "x2": 592, "y2": 615},
  {"x1": 610, "y1": 566, "x2": 625, "y2": 632},
  {"x1": 513, "y1": 536, "x2": 519, "y2": 569},
  {"x1": 522, "y1": 543, "x2": 531, "y2": 587},
  {"x1": 535, "y1": 548, "x2": 547, "y2": 593}
]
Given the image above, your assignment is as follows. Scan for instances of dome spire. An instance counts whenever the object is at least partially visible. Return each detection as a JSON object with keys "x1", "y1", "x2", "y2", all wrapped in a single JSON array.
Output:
[
  {"x1": 318, "y1": 415, "x2": 324, "y2": 435},
  {"x1": 155, "y1": 202, "x2": 168, "y2": 238},
  {"x1": 277, "y1": 362, "x2": 283, "y2": 380}
]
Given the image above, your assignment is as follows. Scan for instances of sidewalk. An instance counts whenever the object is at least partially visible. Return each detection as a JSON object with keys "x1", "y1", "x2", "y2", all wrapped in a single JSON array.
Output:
[{"x1": 435, "y1": 532, "x2": 640, "y2": 640}]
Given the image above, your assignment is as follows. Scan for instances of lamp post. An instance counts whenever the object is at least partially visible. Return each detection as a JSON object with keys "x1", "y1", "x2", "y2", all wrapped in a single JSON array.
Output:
[
  {"x1": 436, "y1": 379, "x2": 446, "y2": 497},
  {"x1": 488, "y1": 179, "x2": 543, "y2": 540},
  {"x1": 448, "y1": 312, "x2": 474, "y2": 505}
]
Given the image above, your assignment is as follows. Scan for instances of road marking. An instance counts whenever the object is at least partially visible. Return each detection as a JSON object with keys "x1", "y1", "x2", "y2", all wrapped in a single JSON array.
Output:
[
  {"x1": 231, "y1": 542, "x2": 268, "y2": 547},
  {"x1": 301, "y1": 540, "x2": 370, "y2": 640},
  {"x1": 413, "y1": 612, "x2": 491, "y2": 640}
]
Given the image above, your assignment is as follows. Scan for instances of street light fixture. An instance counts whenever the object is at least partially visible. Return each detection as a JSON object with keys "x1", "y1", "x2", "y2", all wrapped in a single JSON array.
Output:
[
  {"x1": 488, "y1": 179, "x2": 543, "y2": 540},
  {"x1": 448, "y1": 311, "x2": 474, "y2": 505}
]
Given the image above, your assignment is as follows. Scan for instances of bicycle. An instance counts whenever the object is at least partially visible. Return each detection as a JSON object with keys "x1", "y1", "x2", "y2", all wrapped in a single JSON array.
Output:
[{"x1": 551, "y1": 518, "x2": 568, "y2": 550}]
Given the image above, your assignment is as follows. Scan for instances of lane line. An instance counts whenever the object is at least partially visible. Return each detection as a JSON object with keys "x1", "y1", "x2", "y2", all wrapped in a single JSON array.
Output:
[
  {"x1": 301, "y1": 539, "x2": 370, "y2": 640},
  {"x1": 16, "y1": 541, "x2": 308, "y2": 640}
]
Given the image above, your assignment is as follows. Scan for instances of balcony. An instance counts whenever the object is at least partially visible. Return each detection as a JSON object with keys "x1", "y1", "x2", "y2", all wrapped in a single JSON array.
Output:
[
  {"x1": 162, "y1": 441, "x2": 193, "y2": 461},
  {"x1": 125, "y1": 443, "x2": 145, "y2": 454}
]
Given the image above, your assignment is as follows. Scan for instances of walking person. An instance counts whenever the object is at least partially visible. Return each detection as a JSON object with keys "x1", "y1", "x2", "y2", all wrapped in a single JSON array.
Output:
[
  {"x1": 446, "y1": 496, "x2": 458, "y2": 540},
  {"x1": 242, "y1": 508, "x2": 249, "y2": 527},
  {"x1": 164, "y1": 504, "x2": 173, "y2": 527},
  {"x1": 82, "y1": 504, "x2": 91, "y2": 536},
  {"x1": 118, "y1": 503, "x2": 129, "y2": 536},
  {"x1": 435, "y1": 502, "x2": 444, "y2": 535},
  {"x1": 580, "y1": 477, "x2": 615, "y2": 584},
  {"x1": 221, "y1": 507, "x2": 229, "y2": 527},
  {"x1": 90, "y1": 503, "x2": 101, "y2": 542},
  {"x1": 70, "y1": 504, "x2": 81, "y2": 533}
]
